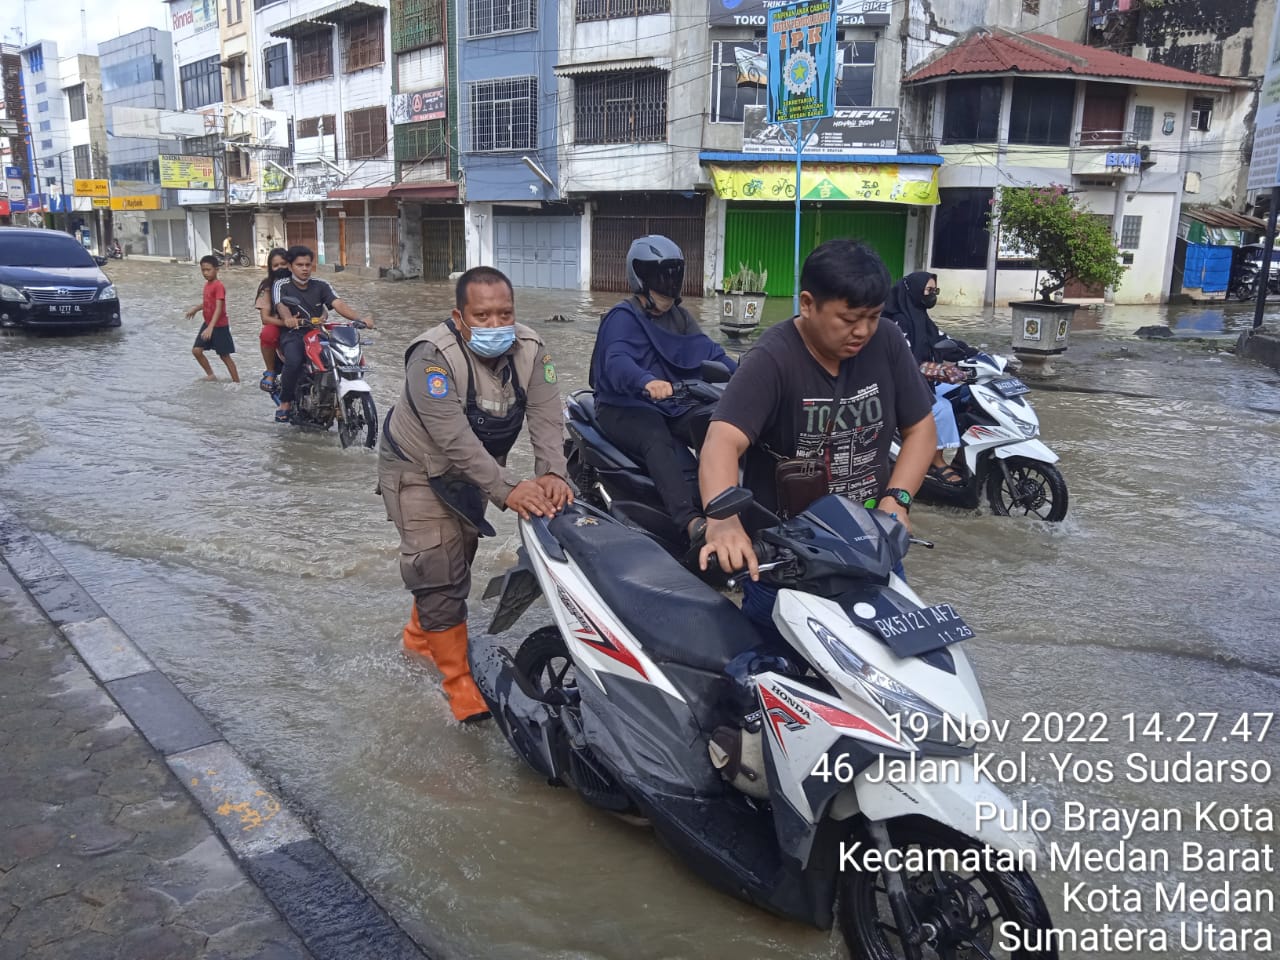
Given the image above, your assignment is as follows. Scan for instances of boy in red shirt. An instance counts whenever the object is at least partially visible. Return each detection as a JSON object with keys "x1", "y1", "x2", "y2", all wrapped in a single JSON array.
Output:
[{"x1": 185, "y1": 255, "x2": 240, "y2": 382}]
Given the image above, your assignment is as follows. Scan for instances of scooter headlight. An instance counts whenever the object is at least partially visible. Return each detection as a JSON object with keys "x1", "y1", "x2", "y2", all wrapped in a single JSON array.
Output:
[{"x1": 807, "y1": 618, "x2": 958, "y2": 745}]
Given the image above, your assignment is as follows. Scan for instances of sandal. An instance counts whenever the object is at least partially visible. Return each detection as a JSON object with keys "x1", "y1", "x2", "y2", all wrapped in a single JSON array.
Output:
[
  {"x1": 274, "y1": 407, "x2": 291, "y2": 423},
  {"x1": 927, "y1": 464, "x2": 966, "y2": 487},
  {"x1": 259, "y1": 370, "x2": 277, "y2": 393}
]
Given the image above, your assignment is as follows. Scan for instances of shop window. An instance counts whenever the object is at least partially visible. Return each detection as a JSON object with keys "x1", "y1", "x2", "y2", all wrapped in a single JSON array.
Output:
[
  {"x1": 1008, "y1": 77, "x2": 1073, "y2": 146},
  {"x1": 575, "y1": 70, "x2": 667, "y2": 144},
  {"x1": 710, "y1": 41, "x2": 873, "y2": 124},
  {"x1": 941, "y1": 78, "x2": 1001, "y2": 143},
  {"x1": 931, "y1": 187, "x2": 992, "y2": 270}
]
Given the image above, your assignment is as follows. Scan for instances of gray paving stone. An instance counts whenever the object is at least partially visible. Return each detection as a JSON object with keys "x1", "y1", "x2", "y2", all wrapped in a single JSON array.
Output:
[
  {"x1": 167, "y1": 743, "x2": 310, "y2": 859},
  {"x1": 0, "y1": 531, "x2": 68, "y2": 583},
  {"x1": 105, "y1": 671, "x2": 220, "y2": 756},
  {"x1": 21, "y1": 574, "x2": 105, "y2": 626},
  {"x1": 61, "y1": 617, "x2": 153, "y2": 683}
]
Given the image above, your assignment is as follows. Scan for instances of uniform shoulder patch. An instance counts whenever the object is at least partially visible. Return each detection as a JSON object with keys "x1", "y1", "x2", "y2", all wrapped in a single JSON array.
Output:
[
  {"x1": 425, "y1": 367, "x2": 450, "y2": 398},
  {"x1": 543, "y1": 361, "x2": 557, "y2": 384}
]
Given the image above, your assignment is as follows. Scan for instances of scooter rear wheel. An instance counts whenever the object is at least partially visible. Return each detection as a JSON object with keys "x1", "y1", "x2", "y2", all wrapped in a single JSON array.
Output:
[
  {"x1": 838, "y1": 820, "x2": 1057, "y2": 960},
  {"x1": 985, "y1": 458, "x2": 1068, "y2": 522}
]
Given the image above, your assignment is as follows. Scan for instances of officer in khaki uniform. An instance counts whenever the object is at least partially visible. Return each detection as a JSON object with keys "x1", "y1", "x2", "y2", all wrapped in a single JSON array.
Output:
[{"x1": 379, "y1": 266, "x2": 572, "y2": 722}]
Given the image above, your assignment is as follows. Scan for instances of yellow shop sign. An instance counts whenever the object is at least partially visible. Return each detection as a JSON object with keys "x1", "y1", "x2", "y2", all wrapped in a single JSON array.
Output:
[
  {"x1": 73, "y1": 178, "x2": 110, "y2": 198},
  {"x1": 111, "y1": 195, "x2": 162, "y2": 210},
  {"x1": 706, "y1": 162, "x2": 939, "y2": 205}
]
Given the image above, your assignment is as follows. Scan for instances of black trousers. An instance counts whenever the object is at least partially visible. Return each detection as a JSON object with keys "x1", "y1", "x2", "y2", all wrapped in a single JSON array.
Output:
[
  {"x1": 597, "y1": 402, "x2": 710, "y2": 533},
  {"x1": 278, "y1": 328, "x2": 307, "y2": 403}
]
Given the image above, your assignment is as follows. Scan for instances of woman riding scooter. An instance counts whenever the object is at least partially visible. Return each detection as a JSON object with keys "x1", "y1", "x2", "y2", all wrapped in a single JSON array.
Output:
[{"x1": 882, "y1": 271, "x2": 977, "y2": 487}]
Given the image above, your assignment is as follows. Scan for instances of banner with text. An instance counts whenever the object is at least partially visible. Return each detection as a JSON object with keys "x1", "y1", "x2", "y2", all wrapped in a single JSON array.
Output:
[
  {"x1": 744, "y1": 105, "x2": 898, "y2": 154},
  {"x1": 391, "y1": 88, "x2": 447, "y2": 125},
  {"x1": 73, "y1": 179, "x2": 110, "y2": 198},
  {"x1": 159, "y1": 155, "x2": 216, "y2": 190},
  {"x1": 710, "y1": 0, "x2": 889, "y2": 27},
  {"x1": 766, "y1": 0, "x2": 838, "y2": 124},
  {"x1": 706, "y1": 162, "x2": 939, "y2": 204}
]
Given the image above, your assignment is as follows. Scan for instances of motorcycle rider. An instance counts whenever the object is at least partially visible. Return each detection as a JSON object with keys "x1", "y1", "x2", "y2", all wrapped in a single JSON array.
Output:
[
  {"x1": 272, "y1": 245, "x2": 373, "y2": 423},
  {"x1": 882, "y1": 271, "x2": 978, "y2": 487},
  {"x1": 378, "y1": 266, "x2": 573, "y2": 723},
  {"x1": 589, "y1": 235, "x2": 738, "y2": 547},
  {"x1": 697, "y1": 239, "x2": 935, "y2": 626}
]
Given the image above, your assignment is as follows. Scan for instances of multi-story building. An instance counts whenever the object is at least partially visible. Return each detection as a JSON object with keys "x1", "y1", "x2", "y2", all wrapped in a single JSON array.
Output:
[
  {"x1": 58, "y1": 54, "x2": 110, "y2": 251},
  {"x1": 389, "y1": 0, "x2": 461, "y2": 280},
  {"x1": 256, "y1": 0, "x2": 398, "y2": 273},
  {"x1": 98, "y1": 28, "x2": 184, "y2": 256},
  {"x1": 0, "y1": 43, "x2": 33, "y2": 224},
  {"x1": 16, "y1": 40, "x2": 74, "y2": 217},
  {"x1": 903, "y1": 27, "x2": 1253, "y2": 305}
]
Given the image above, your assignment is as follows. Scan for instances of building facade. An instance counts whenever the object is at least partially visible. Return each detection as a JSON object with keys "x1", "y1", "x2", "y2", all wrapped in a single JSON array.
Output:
[
  {"x1": 98, "y1": 28, "x2": 182, "y2": 256},
  {"x1": 904, "y1": 28, "x2": 1252, "y2": 305}
]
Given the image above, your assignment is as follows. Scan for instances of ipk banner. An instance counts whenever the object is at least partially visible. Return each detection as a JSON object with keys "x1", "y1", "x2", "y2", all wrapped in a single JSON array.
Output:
[{"x1": 766, "y1": 0, "x2": 838, "y2": 125}]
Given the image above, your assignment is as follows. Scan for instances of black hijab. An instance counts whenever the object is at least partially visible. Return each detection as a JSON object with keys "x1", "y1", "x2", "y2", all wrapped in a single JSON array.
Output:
[{"x1": 883, "y1": 271, "x2": 940, "y2": 365}]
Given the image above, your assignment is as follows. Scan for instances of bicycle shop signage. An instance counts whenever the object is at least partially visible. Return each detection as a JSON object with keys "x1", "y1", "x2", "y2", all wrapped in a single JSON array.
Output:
[
  {"x1": 711, "y1": 0, "x2": 889, "y2": 27},
  {"x1": 705, "y1": 161, "x2": 939, "y2": 204},
  {"x1": 743, "y1": 105, "x2": 898, "y2": 154}
]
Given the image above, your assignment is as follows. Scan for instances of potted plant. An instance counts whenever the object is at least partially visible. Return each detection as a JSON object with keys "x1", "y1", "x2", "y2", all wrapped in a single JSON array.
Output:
[
  {"x1": 715, "y1": 262, "x2": 769, "y2": 337},
  {"x1": 991, "y1": 185, "x2": 1127, "y2": 374}
]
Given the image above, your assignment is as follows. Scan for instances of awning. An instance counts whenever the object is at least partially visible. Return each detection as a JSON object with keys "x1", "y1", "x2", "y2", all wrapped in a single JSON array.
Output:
[
  {"x1": 269, "y1": 0, "x2": 383, "y2": 37},
  {"x1": 327, "y1": 186, "x2": 394, "y2": 200},
  {"x1": 553, "y1": 56, "x2": 661, "y2": 77},
  {"x1": 1182, "y1": 205, "x2": 1266, "y2": 231},
  {"x1": 389, "y1": 181, "x2": 459, "y2": 201},
  {"x1": 703, "y1": 162, "x2": 940, "y2": 206}
]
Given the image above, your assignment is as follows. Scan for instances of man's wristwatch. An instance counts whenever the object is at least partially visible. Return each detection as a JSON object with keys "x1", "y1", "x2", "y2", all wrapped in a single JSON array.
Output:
[{"x1": 879, "y1": 488, "x2": 912, "y2": 512}]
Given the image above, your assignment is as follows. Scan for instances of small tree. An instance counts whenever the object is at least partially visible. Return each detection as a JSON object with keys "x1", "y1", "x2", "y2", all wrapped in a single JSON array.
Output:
[{"x1": 991, "y1": 185, "x2": 1127, "y2": 303}]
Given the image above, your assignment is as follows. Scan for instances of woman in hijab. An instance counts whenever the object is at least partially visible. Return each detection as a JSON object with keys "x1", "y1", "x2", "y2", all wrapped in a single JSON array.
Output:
[{"x1": 882, "y1": 271, "x2": 973, "y2": 486}]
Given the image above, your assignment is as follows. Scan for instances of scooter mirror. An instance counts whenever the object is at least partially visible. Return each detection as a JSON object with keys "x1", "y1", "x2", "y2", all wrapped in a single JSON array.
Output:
[
  {"x1": 699, "y1": 360, "x2": 732, "y2": 384},
  {"x1": 705, "y1": 485, "x2": 754, "y2": 520}
]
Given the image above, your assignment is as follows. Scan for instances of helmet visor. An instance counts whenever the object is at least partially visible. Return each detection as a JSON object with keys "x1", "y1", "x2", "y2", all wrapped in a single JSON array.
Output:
[{"x1": 635, "y1": 258, "x2": 685, "y2": 299}]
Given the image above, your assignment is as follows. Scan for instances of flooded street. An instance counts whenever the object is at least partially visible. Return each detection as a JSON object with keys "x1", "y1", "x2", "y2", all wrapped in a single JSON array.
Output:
[{"x1": 3, "y1": 258, "x2": 1280, "y2": 959}]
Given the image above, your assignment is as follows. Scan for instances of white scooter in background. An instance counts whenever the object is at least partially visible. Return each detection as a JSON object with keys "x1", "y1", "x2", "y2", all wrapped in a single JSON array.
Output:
[
  {"x1": 474, "y1": 487, "x2": 1058, "y2": 959},
  {"x1": 892, "y1": 348, "x2": 1068, "y2": 521}
]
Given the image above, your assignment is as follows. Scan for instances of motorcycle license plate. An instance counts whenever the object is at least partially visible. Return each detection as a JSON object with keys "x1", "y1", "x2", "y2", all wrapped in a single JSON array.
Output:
[
  {"x1": 50, "y1": 304, "x2": 82, "y2": 314},
  {"x1": 991, "y1": 377, "x2": 1030, "y2": 398},
  {"x1": 872, "y1": 603, "x2": 975, "y2": 657}
]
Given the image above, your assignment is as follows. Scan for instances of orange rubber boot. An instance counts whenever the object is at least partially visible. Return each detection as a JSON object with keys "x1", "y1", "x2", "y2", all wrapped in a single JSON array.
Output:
[
  {"x1": 402, "y1": 606, "x2": 437, "y2": 664},
  {"x1": 430, "y1": 622, "x2": 492, "y2": 723}
]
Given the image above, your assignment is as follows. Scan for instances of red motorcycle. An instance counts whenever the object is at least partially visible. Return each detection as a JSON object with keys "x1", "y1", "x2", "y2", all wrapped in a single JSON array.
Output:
[{"x1": 277, "y1": 318, "x2": 377, "y2": 448}]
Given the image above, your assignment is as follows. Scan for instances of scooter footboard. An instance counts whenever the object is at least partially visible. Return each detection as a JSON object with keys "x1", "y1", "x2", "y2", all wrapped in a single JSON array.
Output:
[{"x1": 855, "y1": 758, "x2": 1041, "y2": 856}]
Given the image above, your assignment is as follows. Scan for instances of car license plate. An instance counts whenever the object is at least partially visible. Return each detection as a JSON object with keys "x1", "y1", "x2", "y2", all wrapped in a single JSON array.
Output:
[
  {"x1": 872, "y1": 603, "x2": 975, "y2": 658},
  {"x1": 991, "y1": 377, "x2": 1030, "y2": 398},
  {"x1": 51, "y1": 304, "x2": 82, "y2": 314}
]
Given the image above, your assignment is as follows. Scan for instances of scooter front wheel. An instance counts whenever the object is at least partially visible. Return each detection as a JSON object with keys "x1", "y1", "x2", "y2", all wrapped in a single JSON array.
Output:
[
  {"x1": 985, "y1": 458, "x2": 1068, "y2": 522},
  {"x1": 338, "y1": 392, "x2": 378, "y2": 448},
  {"x1": 838, "y1": 820, "x2": 1057, "y2": 960}
]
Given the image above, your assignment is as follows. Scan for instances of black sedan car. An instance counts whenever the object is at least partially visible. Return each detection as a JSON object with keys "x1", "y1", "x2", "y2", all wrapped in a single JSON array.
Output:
[{"x1": 0, "y1": 227, "x2": 121, "y2": 331}]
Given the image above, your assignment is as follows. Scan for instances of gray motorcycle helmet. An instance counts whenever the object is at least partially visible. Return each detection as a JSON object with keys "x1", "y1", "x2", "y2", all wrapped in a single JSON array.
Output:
[{"x1": 626, "y1": 235, "x2": 685, "y2": 305}]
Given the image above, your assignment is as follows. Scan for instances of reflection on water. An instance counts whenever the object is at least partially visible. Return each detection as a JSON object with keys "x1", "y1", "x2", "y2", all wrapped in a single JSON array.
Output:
[{"x1": 2, "y1": 260, "x2": 1279, "y2": 960}]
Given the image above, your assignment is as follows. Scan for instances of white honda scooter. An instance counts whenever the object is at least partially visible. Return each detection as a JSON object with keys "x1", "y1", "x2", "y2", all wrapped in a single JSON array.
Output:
[
  {"x1": 892, "y1": 350, "x2": 1068, "y2": 521},
  {"x1": 473, "y1": 487, "x2": 1058, "y2": 959}
]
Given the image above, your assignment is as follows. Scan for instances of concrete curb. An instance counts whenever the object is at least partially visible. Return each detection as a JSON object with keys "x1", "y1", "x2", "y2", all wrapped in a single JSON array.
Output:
[{"x1": 0, "y1": 505, "x2": 426, "y2": 960}]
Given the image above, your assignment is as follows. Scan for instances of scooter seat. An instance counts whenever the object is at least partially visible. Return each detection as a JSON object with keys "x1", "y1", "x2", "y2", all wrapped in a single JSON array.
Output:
[{"x1": 548, "y1": 510, "x2": 764, "y2": 673}]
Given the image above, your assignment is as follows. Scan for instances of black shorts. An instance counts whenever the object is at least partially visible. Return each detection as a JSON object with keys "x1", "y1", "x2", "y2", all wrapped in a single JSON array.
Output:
[{"x1": 194, "y1": 325, "x2": 236, "y2": 356}]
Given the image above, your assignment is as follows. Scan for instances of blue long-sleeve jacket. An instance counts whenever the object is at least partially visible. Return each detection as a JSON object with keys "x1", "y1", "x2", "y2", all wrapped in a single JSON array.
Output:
[{"x1": 589, "y1": 299, "x2": 738, "y2": 415}]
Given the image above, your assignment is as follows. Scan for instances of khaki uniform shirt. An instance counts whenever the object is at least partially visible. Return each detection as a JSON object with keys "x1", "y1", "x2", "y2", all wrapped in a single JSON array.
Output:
[{"x1": 380, "y1": 320, "x2": 568, "y2": 507}]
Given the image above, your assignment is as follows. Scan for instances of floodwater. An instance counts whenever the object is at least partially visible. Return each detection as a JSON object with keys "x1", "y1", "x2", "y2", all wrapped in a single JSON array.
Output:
[{"x1": 3, "y1": 258, "x2": 1279, "y2": 959}]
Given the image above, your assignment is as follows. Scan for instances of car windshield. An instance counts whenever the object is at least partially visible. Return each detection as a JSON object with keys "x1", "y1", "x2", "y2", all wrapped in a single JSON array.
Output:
[{"x1": 0, "y1": 233, "x2": 97, "y2": 268}]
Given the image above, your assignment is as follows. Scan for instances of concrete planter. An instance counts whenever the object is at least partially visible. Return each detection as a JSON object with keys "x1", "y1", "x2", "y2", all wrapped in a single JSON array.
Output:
[
  {"x1": 716, "y1": 290, "x2": 767, "y2": 338},
  {"x1": 1009, "y1": 300, "x2": 1076, "y2": 376}
]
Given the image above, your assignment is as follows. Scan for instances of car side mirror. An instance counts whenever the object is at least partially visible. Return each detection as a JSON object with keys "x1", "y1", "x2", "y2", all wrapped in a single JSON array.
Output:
[
  {"x1": 93, "y1": 256, "x2": 108, "y2": 266},
  {"x1": 699, "y1": 360, "x2": 732, "y2": 384},
  {"x1": 705, "y1": 485, "x2": 754, "y2": 520}
]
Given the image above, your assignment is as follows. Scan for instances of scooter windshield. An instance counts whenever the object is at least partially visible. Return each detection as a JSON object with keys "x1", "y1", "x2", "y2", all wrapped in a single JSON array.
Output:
[{"x1": 771, "y1": 494, "x2": 908, "y2": 589}]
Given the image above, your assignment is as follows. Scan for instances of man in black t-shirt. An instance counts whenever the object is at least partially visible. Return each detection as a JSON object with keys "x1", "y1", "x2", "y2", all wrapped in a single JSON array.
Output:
[
  {"x1": 698, "y1": 239, "x2": 936, "y2": 586},
  {"x1": 271, "y1": 245, "x2": 372, "y2": 422}
]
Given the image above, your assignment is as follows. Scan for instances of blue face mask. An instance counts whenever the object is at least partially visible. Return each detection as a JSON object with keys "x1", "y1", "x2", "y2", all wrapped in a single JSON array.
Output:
[{"x1": 466, "y1": 324, "x2": 516, "y2": 358}]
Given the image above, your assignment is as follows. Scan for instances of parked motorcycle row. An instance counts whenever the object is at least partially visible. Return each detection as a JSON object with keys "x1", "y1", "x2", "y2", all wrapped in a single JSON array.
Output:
[{"x1": 471, "y1": 348, "x2": 1068, "y2": 959}]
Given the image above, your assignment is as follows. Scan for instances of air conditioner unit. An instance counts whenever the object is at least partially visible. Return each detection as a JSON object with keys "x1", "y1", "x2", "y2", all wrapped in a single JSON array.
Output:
[{"x1": 1138, "y1": 143, "x2": 1154, "y2": 165}]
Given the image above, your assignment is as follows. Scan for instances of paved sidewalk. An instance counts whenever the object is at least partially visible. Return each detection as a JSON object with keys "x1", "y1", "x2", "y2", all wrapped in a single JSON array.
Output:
[
  {"x1": 0, "y1": 508, "x2": 427, "y2": 960},
  {"x1": 0, "y1": 562, "x2": 313, "y2": 960}
]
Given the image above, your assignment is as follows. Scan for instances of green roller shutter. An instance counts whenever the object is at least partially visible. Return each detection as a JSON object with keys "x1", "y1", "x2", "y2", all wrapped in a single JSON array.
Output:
[{"x1": 723, "y1": 204, "x2": 908, "y2": 299}]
